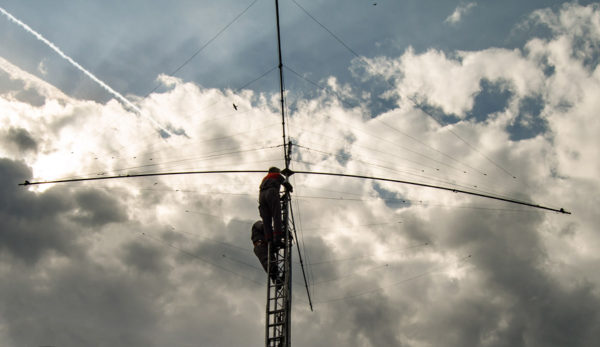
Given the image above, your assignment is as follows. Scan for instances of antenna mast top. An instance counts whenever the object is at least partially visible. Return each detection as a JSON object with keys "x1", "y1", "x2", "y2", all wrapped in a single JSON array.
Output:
[{"x1": 275, "y1": 0, "x2": 290, "y2": 171}]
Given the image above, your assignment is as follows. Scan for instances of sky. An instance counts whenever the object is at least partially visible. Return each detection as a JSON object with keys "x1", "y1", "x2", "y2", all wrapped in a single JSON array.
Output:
[{"x1": 1, "y1": 0, "x2": 599, "y2": 346}]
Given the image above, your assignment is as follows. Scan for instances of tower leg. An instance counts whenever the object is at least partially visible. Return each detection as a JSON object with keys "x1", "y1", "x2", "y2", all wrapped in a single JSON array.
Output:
[{"x1": 265, "y1": 192, "x2": 292, "y2": 347}]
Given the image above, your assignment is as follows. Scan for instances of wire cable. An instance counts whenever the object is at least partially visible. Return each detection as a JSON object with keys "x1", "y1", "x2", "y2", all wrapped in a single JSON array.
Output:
[
  {"x1": 410, "y1": 96, "x2": 518, "y2": 179},
  {"x1": 283, "y1": 69, "x2": 480, "y2": 174},
  {"x1": 312, "y1": 255, "x2": 472, "y2": 305},
  {"x1": 293, "y1": 144, "x2": 517, "y2": 201},
  {"x1": 290, "y1": 0, "x2": 361, "y2": 59},
  {"x1": 140, "y1": 231, "x2": 263, "y2": 285},
  {"x1": 144, "y1": 0, "x2": 261, "y2": 97},
  {"x1": 308, "y1": 243, "x2": 429, "y2": 266},
  {"x1": 287, "y1": 1, "x2": 517, "y2": 179}
]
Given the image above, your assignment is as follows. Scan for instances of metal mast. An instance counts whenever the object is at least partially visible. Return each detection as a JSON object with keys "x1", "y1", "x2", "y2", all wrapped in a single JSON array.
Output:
[{"x1": 265, "y1": 1, "x2": 294, "y2": 346}]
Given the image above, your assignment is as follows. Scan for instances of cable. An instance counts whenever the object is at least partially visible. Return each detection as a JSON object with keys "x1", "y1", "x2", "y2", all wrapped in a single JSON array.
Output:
[
  {"x1": 237, "y1": 65, "x2": 279, "y2": 92},
  {"x1": 311, "y1": 263, "x2": 391, "y2": 286},
  {"x1": 410, "y1": 97, "x2": 518, "y2": 179},
  {"x1": 290, "y1": 0, "x2": 361, "y2": 59},
  {"x1": 290, "y1": 174, "x2": 316, "y2": 299},
  {"x1": 293, "y1": 145, "x2": 517, "y2": 202},
  {"x1": 118, "y1": 123, "x2": 280, "y2": 159},
  {"x1": 287, "y1": 1, "x2": 517, "y2": 179},
  {"x1": 140, "y1": 231, "x2": 263, "y2": 285},
  {"x1": 282, "y1": 79, "x2": 510, "y2": 203},
  {"x1": 284, "y1": 69, "x2": 507, "y2": 189},
  {"x1": 292, "y1": 170, "x2": 569, "y2": 214},
  {"x1": 283, "y1": 70, "x2": 479, "y2": 174},
  {"x1": 289, "y1": 198, "x2": 314, "y2": 310},
  {"x1": 295, "y1": 143, "x2": 452, "y2": 182},
  {"x1": 375, "y1": 117, "x2": 489, "y2": 176},
  {"x1": 312, "y1": 255, "x2": 472, "y2": 305},
  {"x1": 105, "y1": 144, "x2": 281, "y2": 174},
  {"x1": 144, "y1": 0, "x2": 261, "y2": 97},
  {"x1": 308, "y1": 243, "x2": 429, "y2": 266},
  {"x1": 189, "y1": 66, "x2": 277, "y2": 119},
  {"x1": 99, "y1": 66, "x2": 277, "y2": 164}
]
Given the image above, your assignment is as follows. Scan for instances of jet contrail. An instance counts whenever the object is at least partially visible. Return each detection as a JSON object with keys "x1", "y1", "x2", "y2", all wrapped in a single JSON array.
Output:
[{"x1": 0, "y1": 6, "x2": 171, "y2": 136}]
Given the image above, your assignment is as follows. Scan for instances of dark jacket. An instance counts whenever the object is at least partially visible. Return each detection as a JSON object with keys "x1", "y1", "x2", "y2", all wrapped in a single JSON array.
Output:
[
  {"x1": 259, "y1": 172, "x2": 292, "y2": 192},
  {"x1": 251, "y1": 221, "x2": 265, "y2": 244}
]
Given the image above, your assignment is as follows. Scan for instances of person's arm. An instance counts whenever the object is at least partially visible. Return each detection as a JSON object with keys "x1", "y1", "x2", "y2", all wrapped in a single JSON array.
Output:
[{"x1": 282, "y1": 177, "x2": 293, "y2": 192}]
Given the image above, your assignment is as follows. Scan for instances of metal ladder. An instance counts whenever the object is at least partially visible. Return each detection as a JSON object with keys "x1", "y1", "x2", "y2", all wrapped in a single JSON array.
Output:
[{"x1": 265, "y1": 192, "x2": 292, "y2": 347}]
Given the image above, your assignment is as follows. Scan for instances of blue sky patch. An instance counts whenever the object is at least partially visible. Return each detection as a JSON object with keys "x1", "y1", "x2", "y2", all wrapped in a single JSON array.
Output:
[
  {"x1": 414, "y1": 101, "x2": 461, "y2": 126},
  {"x1": 467, "y1": 79, "x2": 513, "y2": 123},
  {"x1": 335, "y1": 148, "x2": 351, "y2": 166},
  {"x1": 507, "y1": 95, "x2": 548, "y2": 141},
  {"x1": 372, "y1": 182, "x2": 411, "y2": 209}
]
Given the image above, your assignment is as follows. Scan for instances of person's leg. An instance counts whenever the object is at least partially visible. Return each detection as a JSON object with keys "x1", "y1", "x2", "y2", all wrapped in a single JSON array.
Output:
[
  {"x1": 267, "y1": 189, "x2": 283, "y2": 244},
  {"x1": 255, "y1": 244, "x2": 279, "y2": 283},
  {"x1": 259, "y1": 190, "x2": 274, "y2": 241}
]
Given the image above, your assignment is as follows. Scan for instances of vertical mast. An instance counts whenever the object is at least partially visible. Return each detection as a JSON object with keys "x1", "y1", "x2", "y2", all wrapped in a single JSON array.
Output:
[
  {"x1": 265, "y1": 1, "x2": 293, "y2": 347},
  {"x1": 275, "y1": 0, "x2": 289, "y2": 169}
]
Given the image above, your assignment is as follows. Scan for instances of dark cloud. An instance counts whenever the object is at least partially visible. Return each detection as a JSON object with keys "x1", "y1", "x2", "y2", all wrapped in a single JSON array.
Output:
[
  {"x1": 0, "y1": 159, "x2": 129, "y2": 264},
  {"x1": 0, "y1": 158, "x2": 75, "y2": 263},
  {"x1": 397, "y1": 211, "x2": 432, "y2": 245},
  {"x1": 121, "y1": 240, "x2": 169, "y2": 274},
  {"x1": 0, "y1": 162, "x2": 266, "y2": 346},
  {"x1": 347, "y1": 294, "x2": 402, "y2": 346},
  {"x1": 418, "y1": 208, "x2": 600, "y2": 347},
  {"x1": 0, "y1": 259, "x2": 162, "y2": 347},
  {"x1": 2, "y1": 127, "x2": 38, "y2": 153},
  {"x1": 71, "y1": 188, "x2": 128, "y2": 227}
]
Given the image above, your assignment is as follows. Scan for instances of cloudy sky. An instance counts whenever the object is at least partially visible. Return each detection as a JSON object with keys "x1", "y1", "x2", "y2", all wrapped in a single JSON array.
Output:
[{"x1": 1, "y1": 0, "x2": 599, "y2": 346}]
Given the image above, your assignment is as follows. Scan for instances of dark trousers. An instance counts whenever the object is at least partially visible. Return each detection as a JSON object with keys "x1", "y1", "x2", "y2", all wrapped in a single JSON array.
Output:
[
  {"x1": 258, "y1": 187, "x2": 282, "y2": 241},
  {"x1": 254, "y1": 243, "x2": 278, "y2": 282}
]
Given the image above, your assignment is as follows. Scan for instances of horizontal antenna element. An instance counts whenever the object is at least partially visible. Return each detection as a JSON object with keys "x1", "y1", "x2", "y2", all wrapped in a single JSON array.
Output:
[{"x1": 19, "y1": 169, "x2": 570, "y2": 214}]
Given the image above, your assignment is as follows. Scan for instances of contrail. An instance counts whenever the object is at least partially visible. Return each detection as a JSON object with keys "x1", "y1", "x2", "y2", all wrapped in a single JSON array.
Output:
[{"x1": 0, "y1": 6, "x2": 171, "y2": 136}]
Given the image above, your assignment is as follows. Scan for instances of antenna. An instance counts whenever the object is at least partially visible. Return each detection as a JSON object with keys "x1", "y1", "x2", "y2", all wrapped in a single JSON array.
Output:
[
  {"x1": 263, "y1": 2, "x2": 303, "y2": 346},
  {"x1": 16, "y1": 2, "x2": 572, "y2": 347},
  {"x1": 276, "y1": 0, "x2": 289, "y2": 170}
]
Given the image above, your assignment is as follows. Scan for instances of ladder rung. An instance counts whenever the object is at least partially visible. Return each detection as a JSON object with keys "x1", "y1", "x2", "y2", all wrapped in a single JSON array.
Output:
[
  {"x1": 268, "y1": 322, "x2": 285, "y2": 328},
  {"x1": 268, "y1": 309, "x2": 285, "y2": 314}
]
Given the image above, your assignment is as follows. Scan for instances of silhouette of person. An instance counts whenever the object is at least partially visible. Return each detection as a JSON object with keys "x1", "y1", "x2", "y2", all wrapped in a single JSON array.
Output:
[
  {"x1": 258, "y1": 167, "x2": 292, "y2": 249},
  {"x1": 251, "y1": 220, "x2": 279, "y2": 283}
]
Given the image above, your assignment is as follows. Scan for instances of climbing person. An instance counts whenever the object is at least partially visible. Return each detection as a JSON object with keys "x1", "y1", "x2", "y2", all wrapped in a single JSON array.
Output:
[
  {"x1": 251, "y1": 220, "x2": 279, "y2": 284},
  {"x1": 258, "y1": 166, "x2": 293, "y2": 249}
]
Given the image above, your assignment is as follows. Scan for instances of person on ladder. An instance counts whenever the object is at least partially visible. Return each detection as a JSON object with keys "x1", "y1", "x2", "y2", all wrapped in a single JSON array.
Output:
[
  {"x1": 251, "y1": 220, "x2": 280, "y2": 284},
  {"x1": 258, "y1": 166, "x2": 293, "y2": 250}
]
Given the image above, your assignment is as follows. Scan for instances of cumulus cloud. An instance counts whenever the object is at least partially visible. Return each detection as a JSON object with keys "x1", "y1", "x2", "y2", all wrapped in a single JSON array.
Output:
[{"x1": 1, "y1": 2, "x2": 599, "y2": 347}]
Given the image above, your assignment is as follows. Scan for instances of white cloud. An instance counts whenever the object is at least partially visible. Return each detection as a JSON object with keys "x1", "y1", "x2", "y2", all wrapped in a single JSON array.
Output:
[
  {"x1": 36, "y1": 58, "x2": 47, "y2": 76},
  {"x1": 445, "y1": 2, "x2": 477, "y2": 25}
]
